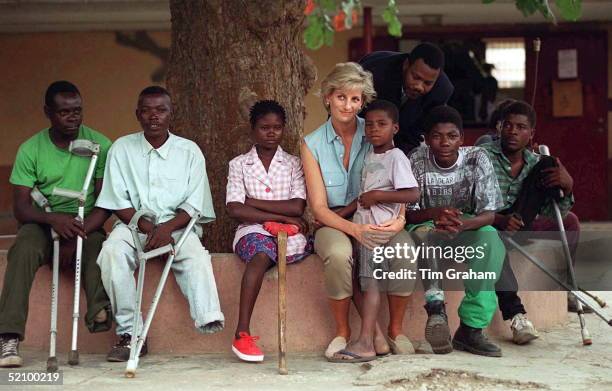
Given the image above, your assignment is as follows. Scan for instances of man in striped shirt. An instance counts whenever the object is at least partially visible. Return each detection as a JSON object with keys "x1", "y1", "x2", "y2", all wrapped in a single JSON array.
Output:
[{"x1": 480, "y1": 100, "x2": 578, "y2": 345}]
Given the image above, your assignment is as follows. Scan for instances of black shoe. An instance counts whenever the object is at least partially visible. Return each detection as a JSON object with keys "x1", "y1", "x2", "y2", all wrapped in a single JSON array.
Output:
[
  {"x1": 452, "y1": 323, "x2": 502, "y2": 357},
  {"x1": 424, "y1": 300, "x2": 452, "y2": 354},
  {"x1": 106, "y1": 333, "x2": 148, "y2": 362}
]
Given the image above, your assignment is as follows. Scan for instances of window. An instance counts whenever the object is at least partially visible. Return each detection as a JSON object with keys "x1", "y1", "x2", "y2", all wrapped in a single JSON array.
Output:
[{"x1": 485, "y1": 39, "x2": 525, "y2": 88}]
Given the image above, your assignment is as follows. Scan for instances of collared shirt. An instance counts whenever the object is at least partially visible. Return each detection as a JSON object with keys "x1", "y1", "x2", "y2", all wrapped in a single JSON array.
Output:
[
  {"x1": 359, "y1": 51, "x2": 454, "y2": 154},
  {"x1": 226, "y1": 145, "x2": 307, "y2": 256},
  {"x1": 96, "y1": 131, "x2": 215, "y2": 232},
  {"x1": 304, "y1": 117, "x2": 371, "y2": 208},
  {"x1": 480, "y1": 141, "x2": 574, "y2": 217}
]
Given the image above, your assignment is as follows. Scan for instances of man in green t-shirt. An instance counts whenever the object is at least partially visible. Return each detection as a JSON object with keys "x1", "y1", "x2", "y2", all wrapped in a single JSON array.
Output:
[{"x1": 0, "y1": 81, "x2": 112, "y2": 368}]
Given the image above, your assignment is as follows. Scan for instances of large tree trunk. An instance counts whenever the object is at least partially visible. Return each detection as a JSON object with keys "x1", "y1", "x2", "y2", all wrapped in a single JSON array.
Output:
[{"x1": 167, "y1": 0, "x2": 316, "y2": 251}]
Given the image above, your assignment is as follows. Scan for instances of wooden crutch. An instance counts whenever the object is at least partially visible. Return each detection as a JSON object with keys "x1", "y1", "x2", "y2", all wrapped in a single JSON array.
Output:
[{"x1": 277, "y1": 231, "x2": 288, "y2": 375}]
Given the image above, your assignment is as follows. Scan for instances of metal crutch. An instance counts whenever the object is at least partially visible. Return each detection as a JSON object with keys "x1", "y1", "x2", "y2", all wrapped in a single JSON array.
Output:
[
  {"x1": 51, "y1": 139, "x2": 100, "y2": 365},
  {"x1": 538, "y1": 145, "x2": 592, "y2": 344},
  {"x1": 277, "y1": 231, "x2": 288, "y2": 375},
  {"x1": 503, "y1": 236, "x2": 612, "y2": 327},
  {"x1": 125, "y1": 210, "x2": 200, "y2": 378},
  {"x1": 30, "y1": 188, "x2": 61, "y2": 372}
]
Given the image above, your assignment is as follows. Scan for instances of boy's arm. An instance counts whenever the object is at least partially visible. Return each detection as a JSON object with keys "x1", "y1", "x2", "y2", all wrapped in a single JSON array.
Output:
[
  {"x1": 359, "y1": 188, "x2": 420, "y2": 208},
  {"x1": 459, "y1": 211, "x2": 494, "y2": 231},
  {"x1": 493, "y1": 213, "x2": 524, "y2": 232},
  {"x1": 336, "y1": 199, "x2": 358, "y2": 219},
  {"x1": 406, "y1": 207, "x2": 461, "y2": 225}
]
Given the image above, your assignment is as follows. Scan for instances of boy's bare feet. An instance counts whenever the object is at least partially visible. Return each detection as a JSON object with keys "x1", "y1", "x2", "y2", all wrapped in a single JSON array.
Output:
[{"x1": 374, "y1": 329, "x2": 390, "y2": 355}]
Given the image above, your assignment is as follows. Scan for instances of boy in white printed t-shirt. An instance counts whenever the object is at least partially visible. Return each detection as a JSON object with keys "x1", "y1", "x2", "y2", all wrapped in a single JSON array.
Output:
[{"x1": 331, "y1": 100, "x2": 420, "y2": 363}]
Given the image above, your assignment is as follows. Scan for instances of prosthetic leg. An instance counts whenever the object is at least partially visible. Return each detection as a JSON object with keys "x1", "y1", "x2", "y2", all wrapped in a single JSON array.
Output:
[{"x1": 125, "y1": 210, "x2": 200, "y2": 378}]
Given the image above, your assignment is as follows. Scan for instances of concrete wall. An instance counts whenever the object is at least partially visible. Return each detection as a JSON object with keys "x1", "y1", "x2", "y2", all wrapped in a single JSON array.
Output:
[{"x1": 0, "y1": 29, "x2": 362, "y2": 166}]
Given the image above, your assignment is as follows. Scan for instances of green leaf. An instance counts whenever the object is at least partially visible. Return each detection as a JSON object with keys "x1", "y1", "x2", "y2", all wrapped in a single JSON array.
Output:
[
  {"x1": 555, "y1": 0, "x2": 582, "y2": 21},
  {"x1": 341, "y1": 0, "x2": 355, "y2": 29},
  {"x1": 382, "y1": 0, "x2": 402, "y2": 37},
  {"x1": 320, "y1": 0, "x2": 337, "y2": 12},
  {"x1": 303, "y1": 14, "x2": 325, "y2": 50},
  {"x1": 323, "y1": 25, "x2": 335, "y2": 46},
  {"x1": 388, "y1": 19, "x2": 402, "y2": 37},
  {"x1": 515, "y1": 0, "x2": 539, "y2": 17},
  {"x1": 481, "y1": 0, "x2": 496, "y2": 4}
]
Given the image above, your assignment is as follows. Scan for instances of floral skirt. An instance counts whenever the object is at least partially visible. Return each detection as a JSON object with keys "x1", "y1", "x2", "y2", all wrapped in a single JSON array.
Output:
[{"x1": 235, "y1": 233, "x2": 313, "y2": 264}]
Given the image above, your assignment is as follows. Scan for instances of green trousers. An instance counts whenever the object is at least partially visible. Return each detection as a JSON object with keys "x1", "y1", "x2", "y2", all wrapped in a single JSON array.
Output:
[
  {"x1": 407, "y1": 221, "x2": 505, "y2": 329},
  {"x1": 0, "y1": 224, "x2": 111, "y2": 340}
]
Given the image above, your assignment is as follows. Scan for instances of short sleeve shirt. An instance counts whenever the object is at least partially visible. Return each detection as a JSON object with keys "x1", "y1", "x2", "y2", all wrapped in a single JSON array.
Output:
[
  {"x1": 95, "y1": 131, "x2": 215, "y2": 228},
  {"x1": 9, "y1": 125, "x2": 111, "y2": 215},
  {"x1": 408, "y1": 145, "x2": 503, "y2": 214},
  {"x1": 226, "y1": 146, "x2": 308, "y2": 257},
  {"x1": 353, "y1": 148, "x2": 418, "y2": 225}
]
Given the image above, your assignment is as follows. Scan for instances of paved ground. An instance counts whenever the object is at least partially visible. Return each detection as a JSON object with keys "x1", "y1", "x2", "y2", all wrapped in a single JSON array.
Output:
[
  {"x1": 4, "y1": 292, "x2": 612, "y2": 391},
  {"x1": 2, "y1": 225, "x2": 612, "y2": 390}
]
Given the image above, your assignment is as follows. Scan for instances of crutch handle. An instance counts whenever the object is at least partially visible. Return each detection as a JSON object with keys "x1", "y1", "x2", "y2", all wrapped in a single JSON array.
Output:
[
  {"x1": 538, "y1": 145, "x2": 564, "y2": 198},
  {"x1": 31, "y1": 187, "x2": 50, "y2": 209},
  {"x1": 69, "y1": 139, "x2": 100, "y2": 156},
  {"x1": 128, "y1": 209, "x2": 158, "y2": 231},
  {"x1": 141, "y1": 244, "x2": 174, "y2": 261},
  {"x1": 52, "y1": 187, "x2": 83, "y2": 201},
  {"x1": 538, "y1": 145, "x2": 551, "y2": 156}
]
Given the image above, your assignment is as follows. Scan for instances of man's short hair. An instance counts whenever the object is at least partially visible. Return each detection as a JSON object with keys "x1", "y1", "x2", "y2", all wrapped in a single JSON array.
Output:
[
  {"x1": 138, "y1": 85, "x2": 171, "y2": 105},
  {"x1": 363, "y1": 99, "x2": 399, "y2": 124},
  {"x1": 408, "y1": 42, "x2": 445, "y2": 70},
  {"x1": 45, "y1": 81, "x2": 80, "y2": 108},
  {"x1": 249, "y1": 100, "x2": 286, "y2": 128},
  {"x1": 423, "y1": 105, "x2": 463, "y2": 134},
  {"x1": 502, "y1": 100, "x2": 536, "y2": 128},
  {"x1": 489, "y1": 99, "x2": 517, "y2": 130}
]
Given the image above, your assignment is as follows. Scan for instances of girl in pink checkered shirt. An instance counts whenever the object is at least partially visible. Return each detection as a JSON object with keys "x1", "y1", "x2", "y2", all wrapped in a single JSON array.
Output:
[{"x1": 226, "y1": 100, "x2": 312, "y2": 362}]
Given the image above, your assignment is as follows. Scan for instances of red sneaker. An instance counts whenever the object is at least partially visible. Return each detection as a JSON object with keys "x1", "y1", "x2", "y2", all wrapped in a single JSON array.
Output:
[{"x1": 232, "y1": 332, "x2": 264, "y2": 362}]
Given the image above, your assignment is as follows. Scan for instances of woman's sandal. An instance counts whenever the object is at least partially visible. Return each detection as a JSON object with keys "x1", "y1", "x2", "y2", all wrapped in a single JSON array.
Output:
[{"x1": 328, "y1": 349, "x2": 377, "y2": 363}]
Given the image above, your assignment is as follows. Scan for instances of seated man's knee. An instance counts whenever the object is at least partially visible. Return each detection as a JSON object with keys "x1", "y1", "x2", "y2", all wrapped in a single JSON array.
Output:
[
  {"x1": 564, "y1": 212, "x2": 580, "y2": 232},
  {"x1": 8, "y1": 224, "x2": 50, "y2": 264}
]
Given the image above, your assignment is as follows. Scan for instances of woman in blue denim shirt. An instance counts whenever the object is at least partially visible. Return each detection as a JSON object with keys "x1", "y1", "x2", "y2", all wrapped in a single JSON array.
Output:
[{"x1": 301, "y1": 63, "x2": 416, "y2": 361}]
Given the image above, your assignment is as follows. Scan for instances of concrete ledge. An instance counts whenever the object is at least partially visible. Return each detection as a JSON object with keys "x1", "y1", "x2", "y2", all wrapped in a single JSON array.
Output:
[{"x1": 0, "y1": 239, "x2": 567, "y2": 354}]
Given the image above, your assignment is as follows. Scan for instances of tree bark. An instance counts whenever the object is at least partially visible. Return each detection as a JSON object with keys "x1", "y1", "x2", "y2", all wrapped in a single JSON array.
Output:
[{"x1": 167, "y1": 0, "x2": 316, "y2": 251}]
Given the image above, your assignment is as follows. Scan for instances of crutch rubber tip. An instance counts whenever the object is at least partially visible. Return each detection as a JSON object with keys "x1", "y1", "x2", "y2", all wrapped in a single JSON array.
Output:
[
  {"x1": 583, "y1": 338, "x2": 593, "y2": 346},
  {"x1": 125, "y1": 359, "x2": 137, "y2": 378},
  {"x1": 46, "y1": 357, "x2": 58, "y2": 372},
  {"x1": 68, "y1": 350, "x2": 79, "y2": 365}
]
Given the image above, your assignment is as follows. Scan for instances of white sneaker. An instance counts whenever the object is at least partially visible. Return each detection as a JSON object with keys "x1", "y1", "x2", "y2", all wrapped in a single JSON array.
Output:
[
  {"x1": 510, "y1": 313, "x2": 539, "y2": 345},
  {"x1": 0, "y1": 336, "x2": 22, "y2": 368}
]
